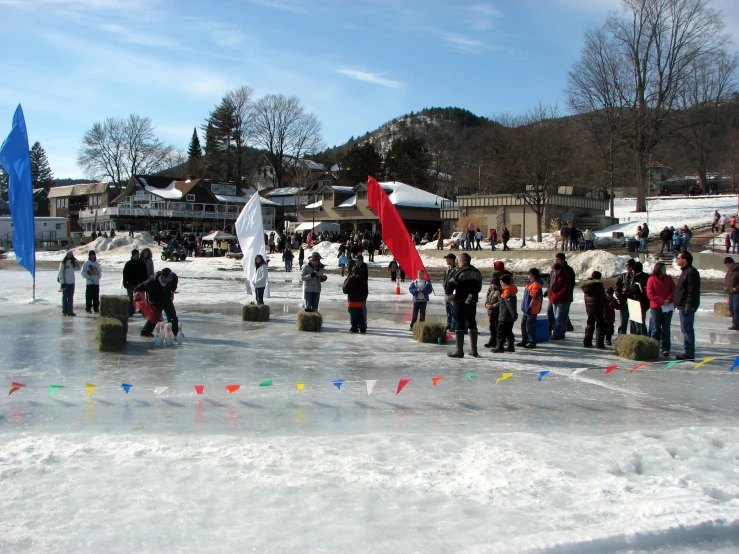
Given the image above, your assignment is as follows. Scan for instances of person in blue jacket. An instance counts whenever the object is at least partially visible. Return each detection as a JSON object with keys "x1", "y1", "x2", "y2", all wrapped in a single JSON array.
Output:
[{"x1": 409, "y1": 269, "x2": 433, "y2": 329}]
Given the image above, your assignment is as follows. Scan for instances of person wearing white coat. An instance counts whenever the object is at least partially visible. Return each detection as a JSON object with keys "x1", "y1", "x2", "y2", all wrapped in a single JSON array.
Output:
[
  {"x1": 81, "y1": 250, "x2": 103, "y2": 313},
  {"x1": 254, "y1": 255, "x2": 269, "y2": 305},
  {"x1": 57, "y1": 250, "x2": 81, "y2": 316}
]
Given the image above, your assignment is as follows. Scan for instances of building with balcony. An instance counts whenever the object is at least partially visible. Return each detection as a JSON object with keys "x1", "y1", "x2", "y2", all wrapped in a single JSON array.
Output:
[
  {"x1": 299, "y1": 181, "x2": 447, "y2": 236},
  {"x1": 78, "y1": 175, "x2": 280, "y2": 236},
  {"x1": 49, "y1": 182, "x2": 119, "y2": 238}
]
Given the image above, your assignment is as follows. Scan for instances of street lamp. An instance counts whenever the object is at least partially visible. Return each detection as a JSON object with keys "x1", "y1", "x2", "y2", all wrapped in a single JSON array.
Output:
[{"x1": 515, "y1": 193, "x2": 526, "y2": 247}]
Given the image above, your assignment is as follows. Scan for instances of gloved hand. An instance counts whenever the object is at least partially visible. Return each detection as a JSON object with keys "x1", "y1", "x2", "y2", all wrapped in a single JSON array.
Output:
[{"x1": 311, "y1": 271, "x2": 317, "y2": 277}]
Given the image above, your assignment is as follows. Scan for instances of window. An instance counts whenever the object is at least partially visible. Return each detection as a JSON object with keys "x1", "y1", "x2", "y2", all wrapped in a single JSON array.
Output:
[
  {"x1": 33, "y1": 203, "x2": 38, "y2": 211},
  {"x1": 43, "y1": 222, "x2": 48, "y2": 227},
  {"x1": 357, "y1": 191, "x2": 367, "y2": 200},
  {"x1": 56, "y1": 224, "x2": 62, "y2": 230},
  {"x1": 322, "y1": 192, "x2": 333, "y2": 201},
  {"x1": 186, "y1": 194, "x2": 195, "y2": 201}
]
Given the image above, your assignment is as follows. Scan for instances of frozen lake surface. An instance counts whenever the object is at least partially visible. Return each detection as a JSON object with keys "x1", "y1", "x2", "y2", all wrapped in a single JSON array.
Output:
[{"x1": 2, "y1": 268, "x2": 739, "y2": 553}]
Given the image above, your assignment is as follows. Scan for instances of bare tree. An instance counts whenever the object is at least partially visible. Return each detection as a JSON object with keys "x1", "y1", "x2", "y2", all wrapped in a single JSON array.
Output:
[
  {"x1": 508, "y1": 105, "x2": 572, "y2": 241},
  {"x1": 673, "y1": 51, "x2": 738, "y2": 191},
  {"x1": 225, "y1": 86, "x2": 255, "y2": 179},
  {"x1": 567, "y1": 28, "x2": 629, "y2": 217},
  {"x1": 78, "y1": 115, "x2": 178, "y2": 184},
  {"x1": 568, "y1": 0, "x2": 731, "y2": 211},
  {"x1": 250, "y1": 94, "x2": 324, "y2": 188}
]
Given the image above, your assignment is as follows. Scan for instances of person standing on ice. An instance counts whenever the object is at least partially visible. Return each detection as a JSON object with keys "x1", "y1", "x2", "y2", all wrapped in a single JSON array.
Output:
[
  {"x1": 493, "y1": 274, "x2": 518, "y2": 353},
  {"x1": 58, "y1": 250, "x2": 80, "y2": 316},
  {"x1": 581, "y1": 270, "x2": 607, "y2": 349},
  {"x1": 140, "y1": 248, "x2": 155, "y2": 278},
  {"x1": 483, "y1": 276, "x2": 501, "y2": 348},
  {"x1": 518, "y1": 268, "x2": 543, "y2": 349},
  {"x1": 646, "y1": 262, "x2": 676, "y2": 357},
  {"x1": 445, "y1": 252, "x2": 483, "y2": 358},
  {"x1": 135, "y1": 267, "x2": 179, "y2": 338},
  {"x1": 302, "y1": 252, "x2": 326, "y2": 312},
  {"x1": 81, "y1": 250, "x2": 102, "y2": 314},
  {"x1": 282, "y1": 248, "x2": 294, "y2": 272},
  {"x1": 254, "y1": 255, "x2": 269, "y2": 305},
  {"x1": 409, "y1": 269, "x2": 433, "y2": 329},
  {"x1": 442, "y1": 253, "x2": 457, "y2": 331},
  {"x1": 674, "y1": 252, "x2": 700, "y2": 360},
  {"x1": 724, "y1": 257, "x2": 739, "y2": 331},
  {"x1": 615, "y1": 259, "x2": 635, "y2": 335},
  {"x1": 627, "y1": 261, "x2": 650, "y2": 336},
  {"x1": 123, "y1": 249, "x2": 148, "y2": 317},
  {"x1": 342, "y1": 266, "x2": 368, "y2": 333}
]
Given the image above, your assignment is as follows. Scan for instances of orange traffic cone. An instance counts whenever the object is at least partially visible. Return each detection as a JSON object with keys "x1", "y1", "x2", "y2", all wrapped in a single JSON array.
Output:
[{"x1": 395, "y1": 279, "x2": 401, "y2": 295}]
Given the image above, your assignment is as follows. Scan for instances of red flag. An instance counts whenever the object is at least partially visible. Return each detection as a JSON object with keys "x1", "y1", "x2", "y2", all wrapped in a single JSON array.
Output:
[
  {"x1": 432, "y1": 377, "x2": 444, "y2": 386},
  {"x1": 8, "y1": 381, "x2": 25, "y2": 396},
  {"x1": 367, "y1": 177, "x2": 427, "y2": 279},
  {"x1": 225, "y1": 384, "x2": 240, "y2": 394},
  {"x1": 630, "y1": 363, "x2": 650, "y2": 373},
  {"x1": 605, "y1": 365, "x2": 619, "y2": 375},
  {"x1": 194, "y1": 385, "x2": 204, "y2": 395},
  {"x1": 396, "y1": 379, "x2": 412, "y2": 395}
]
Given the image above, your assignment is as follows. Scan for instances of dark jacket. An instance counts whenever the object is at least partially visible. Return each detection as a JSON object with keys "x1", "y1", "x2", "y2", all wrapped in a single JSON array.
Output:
[
  {"x1": 135, "y1": 271, "x2": 178, "y2": 304},
  {"x1": 615, "y1": 271, "x2": 633, "y2": 307},
  {"x1": 675, "y1": 265, "x2": 701, "y2": 310},
  {"x1": 445, "y1": 264, "x2": 483, "y2": 303},
  {"x1": 562, "y1": 262, "x2": 576, "y2": 301},
  {"x1": 485, "y1": 287, "x2": 501, "y2": 316},
  {"x1": 605, "y1": 297, "x2": 619, "y2": 324},
  {"x1": 581, "y1": 279, "x2": 607, "y2": 317},
  {"x1": 725, "y1": 264, "x2": 739, "y2": 294},
  {"x1": 356, "y1": 261, "x2": 369, "y2": 282},
  {"x1": 342, "y1": 274, "x2": 368, "y2": 305},
  {"x1": 628, "y1": 272, "x2": 650, "y2": 309},
  {"x1": 122, "y1": 258, "x2": 148, "y2": 289},
  {"x1": 498, "y1": 285, "x2": 519, "y2": 323}
]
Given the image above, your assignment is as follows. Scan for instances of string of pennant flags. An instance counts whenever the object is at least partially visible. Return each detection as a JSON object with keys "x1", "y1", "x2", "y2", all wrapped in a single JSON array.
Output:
[{"x1": 7, "y1": 355, "x2": 738, "y2": 399}]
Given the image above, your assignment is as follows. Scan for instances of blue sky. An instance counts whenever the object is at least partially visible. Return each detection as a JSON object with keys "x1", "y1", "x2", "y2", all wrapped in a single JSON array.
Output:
[{"x1": 1, "y1": 0, "x2": 738, "y2": 178}]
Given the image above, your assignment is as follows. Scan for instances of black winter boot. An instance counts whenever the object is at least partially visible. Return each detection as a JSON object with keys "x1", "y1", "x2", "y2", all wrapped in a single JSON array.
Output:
[
  {"x1": 505, "y1": 341, "x2": 515, "y2": 352},
  {"x1": 492, "y1": 337, "x2": 505, "y2": 353},
  {"x1": 469, "y1": 330, "x2": 479, "y2": 357},
  {"x1": 448, "y1": 331, "x2": 465, "y2": 358}
]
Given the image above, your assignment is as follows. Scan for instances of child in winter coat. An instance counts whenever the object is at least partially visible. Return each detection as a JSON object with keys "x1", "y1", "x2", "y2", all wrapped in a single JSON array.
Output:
[
  {"x1": 581, "y1": 270, "x2": 607, "y2": 348},
  {"x1": 409, "y1": 269, "x2": 433, "y2": 329},
  {"x1": 483, "y1": 277, "x2": 502, "y2": 348},
  {"x1": 342, "y1": 266, "x2": 368, "y2": 333},
  {"x1": 298, "y1": 246, "x2": 305, "y2": 269},
  {"x1": 254, "y1": 255, "x2": 268, "y2": 305},
  {"x1": 338, "y1": 253, "x2": 348, "y2": 276},
  {"x1": 493, "y1": 274, "x2": 518, "y2": 353},
  {"x1": 80, "y1": 250, "x2": 102, "y2": 313},
  {"x1": 604, "y1": 287, "x2": 619, "y2": 345}
]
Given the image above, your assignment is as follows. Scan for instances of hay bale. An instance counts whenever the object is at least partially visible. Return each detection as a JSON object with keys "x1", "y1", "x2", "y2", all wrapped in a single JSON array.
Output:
[
  {"x1": 100, "y1": 295, "x2": 128, "y2": 324},
  {"x1": 242, "y1": 304, "x2": 270, "y2": 322},
  {"x1": 614, "y1": 334, "x2": 660, "y2": 362},
  {"x1": 97, "y1": 317, "x2": 126, "y2": 352},
  {"x1": 413, "y1": 321, "x2": 447, "y2": 344},
  {"x1": 297, "y1": 311, "x2": 322, "y2": 332},
  {"x1": 714, "y1": 302, "x2": 731, "y2": 317}
]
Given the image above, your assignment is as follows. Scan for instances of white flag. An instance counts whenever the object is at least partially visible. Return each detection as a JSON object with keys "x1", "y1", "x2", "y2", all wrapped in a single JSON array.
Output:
[
  {"x1": 235, "y1": 189, "x2": 270, "y2": 299},
  {"x1": 366, "y1": 380, "x2": 377, "y2": 395}
]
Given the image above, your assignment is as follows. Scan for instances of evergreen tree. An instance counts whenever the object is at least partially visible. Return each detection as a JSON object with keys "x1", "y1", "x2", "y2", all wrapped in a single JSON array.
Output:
[
  {"x1": 337, "y1": 142, "x2": 383, "y2": 186},
  {"x1": 201, "y1": 122, "x2": 220, "y2": 179},
  {"x1": 0, "y1": 164, "x2": 8, "y2": 200},
  {"x1": 187, "y1": 128, "x2": 202, "y2": 161},
  {"x1": 384, "y1": 134, "x2": 432, "y2": 189},
  {"x1": 30, "y1": 141, "x2": 54, "y2": 189}
]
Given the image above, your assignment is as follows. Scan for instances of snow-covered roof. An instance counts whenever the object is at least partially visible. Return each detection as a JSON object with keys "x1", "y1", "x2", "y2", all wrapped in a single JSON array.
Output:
[
  {"x1": 331, "y1": 186, "x2": 354, "y2": 193},
  {"x1": 260, "y1": 197, "x2": 280, "y2": 207},
  {"x1": 215, "y1": 194, "x2": 247, "y2": 204},
  {"x1": 305, "y1": 199, "x2": 323, "y2": 209},
  {"x1": 337, "y1": 196, "x2": 357, "y2": 208},
  {"x1": 378, "y1": 181, "x2": 456, "y2": 209},
  {"x1": 140, "y1": 178, "x2": 183, "y2": 200},
  {"x1": 330, "y1": 163, "x2": 340, "y2": 172},
  {"x1": 48, "y1": 182, "x2": 108, "y2": 198},
  {"x1": 264, "y1": 187, "x2": 302, "y2": 197}
]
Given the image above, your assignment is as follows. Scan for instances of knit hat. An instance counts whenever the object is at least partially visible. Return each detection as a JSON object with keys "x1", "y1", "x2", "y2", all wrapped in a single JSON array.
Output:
[
  {"x1": 591, "y1": 271, "x2": 602, "y2": 280},
  {"x1": 490, "y1": 277, "x2": 501, "y2": 287},
  {"x1": 493, "y1": 261, "x2": 504, "y2": 272},
  {"x1": 606, "y1": 286, "x2": 615, "y2": 294}
]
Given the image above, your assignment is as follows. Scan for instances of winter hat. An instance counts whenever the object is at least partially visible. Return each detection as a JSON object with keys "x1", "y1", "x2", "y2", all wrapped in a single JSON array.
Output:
[
  {"x1": 493, "y1": 261, "x2": 505, "y2": 272},
  {"x1": 311, "y1": 252, "x2": 322, "y2": 259},
  {"x1": 591, "y1": 271, "x2": 602, "y2": 280},
  {"x1": 490, "y1": 277, "x2": 501, "y2": 287},
  {"x1": 606, "y1": 286, "x2": 615, "y2": 294}
]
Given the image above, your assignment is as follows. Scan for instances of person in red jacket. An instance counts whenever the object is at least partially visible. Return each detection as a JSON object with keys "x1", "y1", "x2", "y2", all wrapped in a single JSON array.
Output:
[
  {"x1": 549, "y1": 262, "x2": 572, "y2": 340},
  {"x1": 646, "y1": 262, "x2": 676, "y2": 356}
]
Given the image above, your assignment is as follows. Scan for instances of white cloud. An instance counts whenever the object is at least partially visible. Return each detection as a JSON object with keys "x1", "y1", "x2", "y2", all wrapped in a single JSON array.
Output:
[
  {"x1": 441, "y1": 33, "x2": 487, "y2": 53},
  {"x1": 239, "y1": 0, "x2": 313, "y2": 15},
  {"x1": 98, "y1": 23, "x2": 180, "y2": 48},
  {"x1": 467, "y1": 3, "x2": 502, "y2": 31},
  {"x1": 335, "y1": 68, "x2": 404, "y2": 89}
]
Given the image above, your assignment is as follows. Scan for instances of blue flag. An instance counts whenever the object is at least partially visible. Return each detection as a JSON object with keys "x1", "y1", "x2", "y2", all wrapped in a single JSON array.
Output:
[{"x1": 0, "y1": 105, "x2": 35, "y2": 277}]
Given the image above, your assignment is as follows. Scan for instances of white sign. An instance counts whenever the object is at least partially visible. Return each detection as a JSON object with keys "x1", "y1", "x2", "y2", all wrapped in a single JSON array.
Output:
[
  {"x1": 211, "y1": 184, "x2": 237, "y2": 196},
  {"x1": 627, "y1": 299, "x2": 643, "y2": 324}
]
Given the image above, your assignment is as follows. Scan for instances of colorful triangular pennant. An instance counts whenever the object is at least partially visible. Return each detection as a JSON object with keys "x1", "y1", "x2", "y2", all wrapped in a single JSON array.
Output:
[
  {"x1": 48, "y1": 385, "x2": 64, "y2": 397},
  {"x1": 538, "y1": 370, "x2": 550, "y2": 382},
  {"x1": 496, "y1": 373, "x2": 513, "y2": 385},
  {"x1": 194, "y1": 385, "x2": 204, "y2": 395},
  {"x1": 332, "y1": 380, "x2": 344, "y2": 390},
  {"x1": 465, "y1": 372, "x2": 479, "y2": 381},
  {"x1": 665, "y1": 360, "x2": 682, "y2": 369},
  {"x1": 432, "y1": 376, "x2": 444, "y2": 387},
  {"x1": 226, "y1": 384, "x2": 240, "y2": 394},
  {"x1": 366, "y1": 380, "x2": 377, "y2": 395},
  {"x1": 296, "y1": 383, "x2": 305, "y2": 391},
  {"x1": 8, "y1": 382, "x2": 25, "y2": 396},
  {"x1": 630, "y1": 362, "x2": 650, "y2": 374},
  {"x1": 396, "y1": 379, "x2": 411, "y2": 395},
  {"x1": 121, "y1": 383, "x2": 132, "y2": 394},
  {"x1": 259, "y1": 379, "x2": 273, "y2": 387},
  {"x1": 86, "y1": 383, "x2": 97, "y2": 397},
  {"x1": 731, "y1": 356, "x2": 739, "y2": 372},
  {"x1": 694, "y1": 357, "x2": 716, "y2": 369},
  {"x1": 605, "y1": 365, "x2": 619, "y2": 375}
]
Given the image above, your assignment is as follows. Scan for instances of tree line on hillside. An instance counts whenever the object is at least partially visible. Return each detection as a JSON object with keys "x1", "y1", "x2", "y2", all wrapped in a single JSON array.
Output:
[{"x1": 0, "y1": 141, "x2": 56, "y2": 200}]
